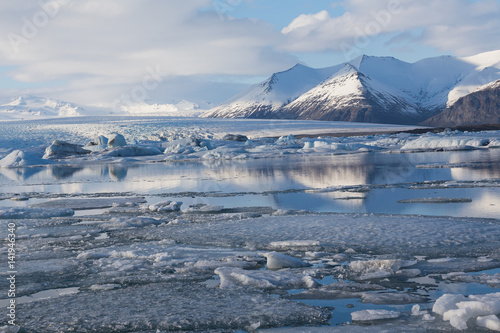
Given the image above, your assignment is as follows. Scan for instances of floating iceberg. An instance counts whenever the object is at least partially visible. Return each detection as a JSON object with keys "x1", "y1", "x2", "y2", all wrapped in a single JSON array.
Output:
[
  {"x1": 43, "y1": 140, "x2": 90, "y2": 159},
  {"x1": 0, "y1": 150, "x2": 53, "y2": 167}
]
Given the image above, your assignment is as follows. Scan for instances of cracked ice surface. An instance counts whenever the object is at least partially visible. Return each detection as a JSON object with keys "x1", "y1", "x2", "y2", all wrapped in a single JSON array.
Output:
[{"x1": 15, "y1": 282, "x2": 330, "y2": 332}]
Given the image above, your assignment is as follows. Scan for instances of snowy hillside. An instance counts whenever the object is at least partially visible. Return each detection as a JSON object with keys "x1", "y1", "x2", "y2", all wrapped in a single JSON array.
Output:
[
  {"x1": 0, "y1": 95, "x2": 85, "y2": 121},
  {"x1": 202, "y1": 63, "x2": 343, "y2": 119},
  {"x1": 423, "y1": 79, "x2": 500, "y2": 127},
  {"x1": 283, "y1": 63, "x2": 422, "y2": 124},
  {"x1": 202, "y1": 50, "x2": 500, "y2": 125}
]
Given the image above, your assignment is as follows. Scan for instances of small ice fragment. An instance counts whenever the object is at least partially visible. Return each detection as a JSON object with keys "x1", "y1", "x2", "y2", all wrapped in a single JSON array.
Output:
[
  {"x1": 422, "y1": 314, "x2": 435, "y2": 321},
  {"x1": 411, "y1": 304, "x2": 427, "y2": 316},
  {"x1": 262, "y1": 252, "x2": 310, "y2": 270}
]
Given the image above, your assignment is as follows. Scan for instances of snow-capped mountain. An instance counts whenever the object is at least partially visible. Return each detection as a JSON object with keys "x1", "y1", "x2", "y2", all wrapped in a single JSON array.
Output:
[
  {"x1": 203, "y1": 63, "x2": 344, "y2": 119},
  {"x1": 422, "y1": 80, "x2": 500, "y2": 127},
  {"x1": 0, "y1": 95, "x2": 85, "y2": 121},
  {"x1": 202, "y1": 50, "x2": 500, "y2": 125}
]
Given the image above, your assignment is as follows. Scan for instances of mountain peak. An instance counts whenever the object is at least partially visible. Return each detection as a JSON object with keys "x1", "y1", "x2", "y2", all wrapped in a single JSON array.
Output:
[{"x1": 203, "y1": 51, "x2": 500, "y2": 125}]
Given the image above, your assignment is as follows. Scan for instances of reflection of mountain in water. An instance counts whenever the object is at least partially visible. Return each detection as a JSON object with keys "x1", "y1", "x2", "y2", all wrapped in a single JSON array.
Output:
[{"x1": 1, "y1": 150, "x2": 500, "y2": 216}]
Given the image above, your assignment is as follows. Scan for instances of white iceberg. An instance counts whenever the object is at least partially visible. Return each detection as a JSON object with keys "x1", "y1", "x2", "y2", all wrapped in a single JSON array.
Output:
[
  {"x1": 0, "y1": 150, "x2": 53, "y2": 167},
  {"x1": 43, "y1": 140, "x2": 90, "y2": 159},
  {"x1": 107, "y1": 133, "x2": 127, "y2": 148}
]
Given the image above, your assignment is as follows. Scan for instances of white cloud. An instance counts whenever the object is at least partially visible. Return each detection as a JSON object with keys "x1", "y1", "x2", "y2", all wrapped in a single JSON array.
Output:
[
  {"x1": 0, "y1": 0, "x2": 296, "y2": 105},
  {"x1": 282, "y1": 0, "x2": 500, "y2": 58}
]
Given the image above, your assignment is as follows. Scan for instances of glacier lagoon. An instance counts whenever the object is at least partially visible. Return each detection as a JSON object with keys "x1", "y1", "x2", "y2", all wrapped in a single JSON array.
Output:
[{"x1": 0, "y1": 117, "x2": 500, "y2": 332}]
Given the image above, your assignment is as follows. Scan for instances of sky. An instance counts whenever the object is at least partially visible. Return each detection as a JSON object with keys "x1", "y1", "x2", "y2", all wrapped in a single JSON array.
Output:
[{"x1": 0, "y1": 0, "x2": 499, "y2": 109}]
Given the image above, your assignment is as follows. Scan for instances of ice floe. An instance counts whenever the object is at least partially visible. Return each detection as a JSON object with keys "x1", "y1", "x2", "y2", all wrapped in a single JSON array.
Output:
[
  {"x1": 215, "y1": 267, "x2": 318, "y2": 289},
  {"x1": 14, "y1": 282, "x2": 330, "y2": 332},
  {"x1": 351, "y1": 309, "x2": 401, "y2": 321},
  {"x1": 0, "y1": 207, "x2": 74, "y2": 219},
  {"x1": 146, "y1": 200, "x2": 183, "y2": 212}
]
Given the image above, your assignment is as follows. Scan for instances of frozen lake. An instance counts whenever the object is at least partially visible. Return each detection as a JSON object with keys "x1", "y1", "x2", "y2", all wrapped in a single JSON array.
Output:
[{"x1": 0, "y1": 118, "x2": 500, "y2": 332}]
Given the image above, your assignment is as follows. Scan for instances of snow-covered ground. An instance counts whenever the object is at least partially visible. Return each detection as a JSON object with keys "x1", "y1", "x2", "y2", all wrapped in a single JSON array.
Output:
[{"x1": 0, "y1": 117, "x2": 499, "y2": 332}]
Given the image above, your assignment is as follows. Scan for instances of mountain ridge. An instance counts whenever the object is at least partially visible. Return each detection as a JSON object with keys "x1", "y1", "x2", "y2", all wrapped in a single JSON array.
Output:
[{"x1": 202, "y1": 50, "x2": 500, "y2": 125}]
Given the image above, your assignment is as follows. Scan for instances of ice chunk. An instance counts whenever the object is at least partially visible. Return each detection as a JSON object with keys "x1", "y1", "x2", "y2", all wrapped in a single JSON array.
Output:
[
  {"x1": 0, "y1": 150, "x2": 53, "y2": 167},
  {"x1": 411, "y1": 304, "x2": 427, "y2": 316},
  {"x1": 0, "y1": 207, "x2": 74, "y2": 219},
  {"x1": 276, "y1": 134, "x2": 298, "y2": 146},
  {"x1": 349, "y1": 259, "x2": 416, "y2": 280},
  {"x1": 93, "y1": 135, "x2": 109, "y2": 146},
  {"x1": 477, "y1": 314, "x2": 500, "y2": 331},
  {"x1": 107, "y1": 133, "x2": 127, "y2": 147},
  {"x1": 215, "y1": 267, "x2": 318, "y2": 289},
  {"x1": 262, "y1": 252, "x2": 311, "y2": 270},
  {"x1": 162, "y1": 137, "x2": 211, "y2": 154},
  {"x1": 147, "y1": 201, "x2": 183, "y2": 212},
  {"x1": 351, "y1": 309, "x2": 400, "y2": 321},
  {"x1": 43, "y1": 140, "x2": 90, "y2": 159},
  {"x1": 432, "y1": 294, "x2": 467, "y2": 315},
  {"x1": 85, "y1": 135, "x2": 109, "y2": 152},
  {"x1": 434, "y1": 293, "x2": 500, "y2": 330}
]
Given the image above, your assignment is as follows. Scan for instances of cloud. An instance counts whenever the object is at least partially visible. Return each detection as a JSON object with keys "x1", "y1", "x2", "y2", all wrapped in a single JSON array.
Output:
[
  {"x1": 0, "y1": 0, "x2": 296, "y2": 105},
  {"x1": 282, "y1": 0, "x2": 500, "y2": 58}
]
